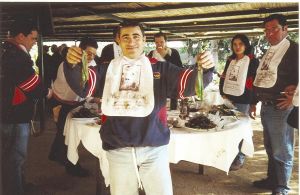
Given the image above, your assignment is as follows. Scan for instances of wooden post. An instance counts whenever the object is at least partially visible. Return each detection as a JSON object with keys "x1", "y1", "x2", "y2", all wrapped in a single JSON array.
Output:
[{"x1": 36, "y1": 16, "x2": 45, "y2": 133}]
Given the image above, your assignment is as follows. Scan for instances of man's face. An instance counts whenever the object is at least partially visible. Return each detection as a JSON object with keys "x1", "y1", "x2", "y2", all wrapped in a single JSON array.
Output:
[
  {"x1": 119, "y1": 26, "x2": 146, "y2": 59},
  {"x1": 21, "y1": 30, "x2": 38, "y2": 51},
  {"x1": 154, "y1": 36, "x2": 166, "y2": 50},
  {"x1": 85, "y1": 46, "x2": 97, "y2": 63},
  {"x1": 264, "y1": 19, "x2": 288, "y2": 46}
]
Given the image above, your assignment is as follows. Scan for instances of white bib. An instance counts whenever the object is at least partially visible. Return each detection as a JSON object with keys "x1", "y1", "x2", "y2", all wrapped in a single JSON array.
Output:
[
  {"x1": 113, "y1": 42, "x2": 122, "y2": 59},
  {"x1": 254, "y1": 38, "x2": 290, "y2": 88},
  {"x1": 152, "y1": 48, "x2": 172, "y2": 62},
  {"x1": 101, "y1": 54, "x2": 154, "y2": 117},
  {"x1": 152, "y1": 50, "x2": 165, "y2": 61},
  {"x1": 223, "y1": 55, "x2": 250, "y2": 96}
]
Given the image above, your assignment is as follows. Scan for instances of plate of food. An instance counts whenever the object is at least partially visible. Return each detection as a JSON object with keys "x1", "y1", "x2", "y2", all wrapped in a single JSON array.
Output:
[
  {"x1": 72, "y1": 107, "x2": 99, "y2": 120},
  {"x1": 184, "y1": 114, "x2": 217, "y2": 132}
]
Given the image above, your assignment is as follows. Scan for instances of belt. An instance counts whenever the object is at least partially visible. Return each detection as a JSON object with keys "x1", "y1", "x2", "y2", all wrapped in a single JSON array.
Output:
[
  {"x1": 256, "y1": 93, "x2": 279, "y2": 102},
  {"x1": 261, "y1": 100, "x2": 276, "y2": 106}
]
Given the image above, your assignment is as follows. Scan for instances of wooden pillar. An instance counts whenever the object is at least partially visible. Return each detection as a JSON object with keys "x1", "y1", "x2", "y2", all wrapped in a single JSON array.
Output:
[{"x1": 36, "y1": 16, "x2": 45, "y2": 133}]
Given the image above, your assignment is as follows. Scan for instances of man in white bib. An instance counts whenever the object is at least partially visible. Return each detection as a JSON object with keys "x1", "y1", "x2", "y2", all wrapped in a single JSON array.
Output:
[
  {"x1": 66, "y1": 21, "x2": 214, "y2": 195},
  {"x1": 250, "y1": 14, "x2": 298, "y2": 195},
  {"x1": 148, "y1": 32, "x2": 183, "y2": 110}
]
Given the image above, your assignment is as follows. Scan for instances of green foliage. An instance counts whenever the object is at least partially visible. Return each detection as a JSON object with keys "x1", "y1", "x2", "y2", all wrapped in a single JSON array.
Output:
[
  {"x1": 288, "y1": 32, "x2": 299, "y2": 43},
  {"x1": 144, "y1": 42, "x2": 156, "y2": 55},
  {"x1": 216, "y1": 31, "x2": 298, "y2": 72}
]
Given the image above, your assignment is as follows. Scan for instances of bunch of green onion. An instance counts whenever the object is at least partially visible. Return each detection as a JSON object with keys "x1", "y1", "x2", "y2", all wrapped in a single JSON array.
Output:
[
  {"x1": 81, "y1": 51, "x2": 89, "y2": 86},
  {"x1": 195, "y1": 66, "x2": 204, "y2": 101}
]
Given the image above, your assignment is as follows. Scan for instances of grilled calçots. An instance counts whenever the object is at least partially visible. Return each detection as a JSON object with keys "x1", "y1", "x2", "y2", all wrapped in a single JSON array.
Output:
[
  {"x1": 209, "y1": 104, "x2": 235, "y2": 116},
  {"x1": 185, "y1": 114, "x2": 216, "y2": 129},
  {"x1": 73, "y1": 107, "x2": 99, "y2": 118}
]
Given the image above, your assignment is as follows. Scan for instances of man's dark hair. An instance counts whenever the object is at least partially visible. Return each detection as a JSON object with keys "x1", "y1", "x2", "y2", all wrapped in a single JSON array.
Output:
[
  {"x1": 10, "y1": 18, "x2": 38, "y2": 37},
  {"x1": 230, "y1": 34, "x2": 253, "y2": 59},
  {"x1": 154, "y1": 32, "x2": 167, "y2": 42},
  {"x1": 112, "y1": 26, "x2": 120, "y2": 39},
  {"x1": 263, "y1": 14, "x2": 287, "y2": 27},
  {"x1": 79, "y1": 37, "x2": 98, "y2": 50},
  {"x1": 118, "y1": 21, "x2": 145, "y2": 37}
]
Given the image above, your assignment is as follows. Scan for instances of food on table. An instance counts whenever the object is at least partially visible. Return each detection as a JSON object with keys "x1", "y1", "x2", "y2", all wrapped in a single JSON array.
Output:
[
  {"x1": 72, "y1": 107, "x2": 99, "y2": 118},
  {"x1": 95, "y1": 118, "x2": 101, "y2": 125},
  {"x1": 185, "y1": 114, "x2": 216, "y2": 129},
  {"x1": 209, "y1": 104, "x2": 236, "y2": 116},
  {"x1": 167, "y1": 116, "x2": 185, "y2": 128}
]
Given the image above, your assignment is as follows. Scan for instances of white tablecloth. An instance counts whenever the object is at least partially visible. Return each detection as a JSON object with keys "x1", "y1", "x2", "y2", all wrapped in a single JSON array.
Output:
[
  {"x1": 64, "y1": 109, "x2": 254, "y2": 186},
  {"x1": 168, "y1": 116, "x2": 254, "y2": 173},
  {"x1": 63, "y1": 107, "x2": 110, "y2": 186}
]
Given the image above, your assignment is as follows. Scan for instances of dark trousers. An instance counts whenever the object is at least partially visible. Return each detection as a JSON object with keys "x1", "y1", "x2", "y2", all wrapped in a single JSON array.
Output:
[{"x1": 49, "y1": 103, "x2": 78, "y2": 164}]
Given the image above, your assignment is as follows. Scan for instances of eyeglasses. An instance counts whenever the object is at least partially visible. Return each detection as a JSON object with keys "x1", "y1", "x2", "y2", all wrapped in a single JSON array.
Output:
[{"x1": 264, "y1": 26, "x2": 282, "y2": 34}]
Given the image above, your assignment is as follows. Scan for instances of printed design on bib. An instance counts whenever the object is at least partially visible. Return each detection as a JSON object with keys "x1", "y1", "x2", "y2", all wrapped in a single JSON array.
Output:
[
  {"x1": 254, "y1": 38, "x2": 290, "y2": 88},
  {"x1": 112, "y1": 63, "x2": 149, "y2": 110},
  {"x1": 228, "y1": 65, "x2": 240, "y2": 81},
  {"x1": 261, "y1": 50, "x2": 275, "y2": 70},
  {"x1": 223, "y1": 55, "x2": 250, "y2": 96},
  {"x1": 101, "y1": 55, "x2": 154, "y2": 117},
  {"x1": 119, "y1": 64, "x2": 141, "y2": 91}
]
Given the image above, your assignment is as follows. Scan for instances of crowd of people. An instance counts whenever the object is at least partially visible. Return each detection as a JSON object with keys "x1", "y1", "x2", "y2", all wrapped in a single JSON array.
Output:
[{"x1": 0, "y1": 13, "x2": 298, "y2": 195}]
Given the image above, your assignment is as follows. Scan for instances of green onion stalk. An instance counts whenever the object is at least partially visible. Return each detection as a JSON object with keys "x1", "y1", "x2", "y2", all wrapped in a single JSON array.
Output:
[
  {"x1": 195, "y1": 65, "x2": 204, "y2": 101},
  {"x1": 81, "y1": 51, "x2": 89, "y2": 87}
]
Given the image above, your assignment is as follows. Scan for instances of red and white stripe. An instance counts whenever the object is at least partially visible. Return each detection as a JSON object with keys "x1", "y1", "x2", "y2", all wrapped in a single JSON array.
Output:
[
  {"x1": 178, "y1": 69, "x2": 194, "y2": 99},
  {"x1": 18, "y1": 74, "x2": 40, "y2": 92},
  {"x1": 87, "y1": 68, "x2": 97, "y2": 97}
]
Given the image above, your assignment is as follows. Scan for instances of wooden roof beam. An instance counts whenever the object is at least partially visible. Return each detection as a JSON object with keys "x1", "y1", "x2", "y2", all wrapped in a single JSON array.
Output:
[{"x1": 51, "y1": 2, "x2": 233, "y2": 18}]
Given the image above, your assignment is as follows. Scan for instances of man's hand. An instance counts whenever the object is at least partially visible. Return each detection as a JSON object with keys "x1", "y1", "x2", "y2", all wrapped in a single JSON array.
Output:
[
  {"x1": 276, "y1": 85, "x2": 296, "y2": 110},
  {"x1": 196, "y1": 51, "x2": 215, "y2": 69},
  {"x1": 66, "y1": 46, "x2": 83, "y2": 65},
  {"x1": 249, "y1": 104, "x2": 256, "y2": 119}
]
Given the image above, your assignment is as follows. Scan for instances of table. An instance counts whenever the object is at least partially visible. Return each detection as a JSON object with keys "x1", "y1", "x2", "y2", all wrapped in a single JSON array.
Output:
[
  {"x1": 63, "y1": 107, "x2": 110, "y2": 186},
  {"x1": 168, "y1": 116, "x2": 254, "y2": 173},
  {"x1": 64, "y1": 108, "x2": 254, "y2": 186}
]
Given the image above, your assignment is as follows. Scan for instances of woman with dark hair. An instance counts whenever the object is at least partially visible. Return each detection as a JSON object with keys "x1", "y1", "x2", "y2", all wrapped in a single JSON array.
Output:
[{"x1": 219, "y1": 34, "x2": 259, "y2": 171}]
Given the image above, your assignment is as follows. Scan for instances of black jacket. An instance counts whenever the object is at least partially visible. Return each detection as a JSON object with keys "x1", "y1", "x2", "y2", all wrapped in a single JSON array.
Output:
[
  {"x1": 0, "y1": 40, "x2": 47, "y2": 123},
  {"x1": 97, "y1": 44, "x2": 114, "y2": 66},
  {"x1": 148, "y1": 48, "x2": 183, "y2": 67}
]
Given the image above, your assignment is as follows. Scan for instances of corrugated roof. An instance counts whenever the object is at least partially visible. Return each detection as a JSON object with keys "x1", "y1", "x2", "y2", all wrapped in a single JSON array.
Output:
[{"x1": 0, "y1": 2, "x2": 298, "y2": 42}]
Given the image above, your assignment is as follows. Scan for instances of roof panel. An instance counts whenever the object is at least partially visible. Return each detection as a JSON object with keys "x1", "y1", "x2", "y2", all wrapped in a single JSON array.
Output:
[{"x1": 0, "y1": 2, "x2": 298, "y2": 42}]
